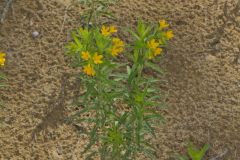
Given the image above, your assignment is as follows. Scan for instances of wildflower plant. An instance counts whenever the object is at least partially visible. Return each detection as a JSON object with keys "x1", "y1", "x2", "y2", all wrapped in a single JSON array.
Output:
[{"x1": 66, "y1": 20, "x2": 173, "y2": 159}]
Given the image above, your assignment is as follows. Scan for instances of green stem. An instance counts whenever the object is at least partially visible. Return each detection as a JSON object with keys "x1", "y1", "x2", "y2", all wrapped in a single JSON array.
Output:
[{"x1": 87, "y1": 0, "x2": 95, "y2": 29}]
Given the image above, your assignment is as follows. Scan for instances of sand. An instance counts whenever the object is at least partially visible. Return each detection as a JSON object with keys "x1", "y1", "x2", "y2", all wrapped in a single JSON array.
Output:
[{"x1": 0, "y1": 0, "x2": 240, "y2": 159}]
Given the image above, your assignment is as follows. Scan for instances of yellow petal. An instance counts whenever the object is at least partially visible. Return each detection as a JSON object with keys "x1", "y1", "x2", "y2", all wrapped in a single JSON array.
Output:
[
  {"x1": 165, "y1": 30, "x2": 174, "y2": 40},
  {"x1": 83, "y1": 64, "x2": 96, "y2": 76},
  {"x1": 93, "y1": 53, "x2": 103, "y2": 64},
  {"x1": 112, "y1": 38, "x2": 124, "y2": 47},
  {"x1": 111, "y1": 47, "x2": 124, "y2": 56},
  {"x1": 101, "y1": 25, "x2": 111, "y2": 36},
  {"x1": 111, "y1": 48, "x2": 119, "y2": 56},
  {"x1": 159, "y1": 20, "x2": 169, "y2": 29},
  {"x1": 0, "y1": 58, "x2": 5, "y2": 66},
  {"x1": 109, "y1": 25, "x2": 117, "y2": 33},
  {"x1": 81, "y1": 51, "x2": 90, "y2": 60},
  {"x1": 147, "y1": 39, "x2": 159, "y2": 49},
  {"x1": 0, "y1": 53, "x2": 6, "y2": 66},
  {"x1": 0, "y1": 52, "x2": 6, "y2": 58},
  {"x1": 154, "y1": 48, "x2": 162, "y2": 56}
]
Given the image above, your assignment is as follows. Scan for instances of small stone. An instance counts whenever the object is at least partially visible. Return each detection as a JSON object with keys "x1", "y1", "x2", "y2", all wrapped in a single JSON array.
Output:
[
  {"x1": 32, "y1": 31, "x2": 40, "y2": 38},
  {"x1": 56, "y1": 144, "x2": 63, "y2": 155},
  {"x1": 4, "y1": 117, "x2": 13, "y2": 124},
  {"x1": 206, "y1": 55, "x2": 216, "y2": 62},
  {"x1": 233, "y1": 47, "x2": 240, "y2": 53}
]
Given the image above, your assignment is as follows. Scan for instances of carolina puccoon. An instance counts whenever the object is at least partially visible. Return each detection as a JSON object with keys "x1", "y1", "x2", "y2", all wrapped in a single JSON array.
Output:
[
  {"x1": 147, "y1": 39, "x2": 163, "y2": 59},
  {"x1": 81, "y1": 51, "x2": 103, "y2": 76},
  {"x1": 83, "y1": 64, "x2": 96, "y2": 76},
  {"x1": 110, "y1": 38, "x2": 124, "y2": 56},
  {"x1": 101, "y1": 25, "x2": 117, "y2": 36}
]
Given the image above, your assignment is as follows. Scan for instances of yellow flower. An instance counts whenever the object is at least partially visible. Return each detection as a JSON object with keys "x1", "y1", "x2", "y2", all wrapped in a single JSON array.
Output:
[
  {"x1": 0, "y1": 52, "x2": 6, "y2": 66},
  {"x1": 101, "y1": 25, "x2": 110, "y2": 36},
  {"x1": 112, "y1": 38, "x2": 124, "y2": 47},
  {"x1": 110, "y1": 38, "x2": 124, "y2": 56},
  {"x1": 81, "y1": 51, "x2": 90, "y2": 60},
  {"x1": 147, "y1": 39, "x2": 159, "y2": 49},
  {"x1": 93, "y1": 53, "x2": 103, "y2": 64},
  {"x1": 111, "y1": 47, "x2": 124, "y2": 56},
  {"x1": 146, "y1": 40, "x2": 163, "y2": 59},
  {"x1": 101, "y1": 25, "x2": 117, "y2": 36},
  {"x1": 83, "y1": 64, "x2": 96, "y2": 76},
  {"x1": 165, "y1": 30, "x2": 174, "y2": 40},
  {"x1": 109, "y1": 25, "x2": 117, "y2": 33},
  {"x1": 159, "y1": 20, "x2": 169, "y2": 29},
  {"x1": 153, "y1": 48, "x2": 162, "y2": 56}
]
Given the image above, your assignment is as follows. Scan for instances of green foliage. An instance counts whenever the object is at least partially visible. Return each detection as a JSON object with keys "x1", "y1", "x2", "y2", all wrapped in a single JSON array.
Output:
[
  {"x1": 174, "y1": 143, "x2": 210, "y2": 160},
  {"x1": 188, "y1": 143, "x2": 210, "y2": 160},
  {"x1": 66, "y1": 20, "x2": 173, "y2": 159}
]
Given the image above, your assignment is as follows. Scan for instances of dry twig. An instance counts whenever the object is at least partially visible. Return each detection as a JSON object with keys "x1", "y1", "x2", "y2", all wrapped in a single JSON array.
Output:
[{"x1": 209, "y1": 148, "x2": 229, "y2": 160}]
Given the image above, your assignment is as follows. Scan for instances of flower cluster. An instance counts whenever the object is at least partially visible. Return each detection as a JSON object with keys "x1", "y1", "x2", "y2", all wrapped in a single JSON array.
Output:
[
  {"x1": 66, "y1": 25, "x2": 125, "y2": 77},
  {"x1": 110, "y1": 38, "x2": 124, "y2": 56},
  {"x1": 101, "y1": 25, "x2": 117, "y2": 36},
  {"x1": 81, "y1": 51, "x2": 103, "y2": 76},
  {"x1": 0, "y1": 53, "x2": 6, "y2": 66},
  {"x1": 147, "y1": 39, "x2": 162, "y2": 59},
  {"x1": 99, "y1": 25, "x2": 125, "y2": 57},
  {"x1": 159, "y1": 20, "x2": 174, "y2": 40},
  {"x1": 146, "y1": 20, "x2": 174, "y2": 59}
]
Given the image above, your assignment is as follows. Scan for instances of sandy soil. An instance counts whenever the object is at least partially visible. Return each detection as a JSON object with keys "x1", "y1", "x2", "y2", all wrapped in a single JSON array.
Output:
[{"x1": 0, "y1": 0, "x2": 240, "y2": 159}]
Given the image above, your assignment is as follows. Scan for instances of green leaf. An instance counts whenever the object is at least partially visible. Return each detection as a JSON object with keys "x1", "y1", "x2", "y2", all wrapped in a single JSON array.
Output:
[
  {"x1": 0, "y1": 84, "x2": 8, "y2": 88},
  {"x1": 127, "y1": 66, "x2": 131, "y2": 76},
  {"x1": 142, "y1": 25, "x2": 153, "y2": 39},
  {"x1": 78, "y1": 28, "x2": 90, "y2": 42},
  {"x1": 144, "y1": 113, "x2": 162, "y2": 121},
  {"x1": 99, "y1": 11, "x2": 117, "y2": 20},
  {"x1": 82, "y1": 124, "x2": 100, "y2": 154},
  {"x1": 173, "y1": 154, "x2": 189, "y2": 160},
  {"x1": 141, "y1": 141, "x2": 157, "y2": 160},
  {"x1": 134, "y1": 40, "x2": 146, "y2": 49},
  {"x1": 200, "y1": 144, "x2": 210, "y2": 157},
  {"x1": 128, "y1": 29, "x2": 140, "y2": 41},
  {"x1": 188, "y1": 143, "x2": 210, "y2": 160},
  {"x1": 144, "y1": 121, "x2": 156, "y2": 137},
  {"x1": 0, "y1": 73, "x2": 7, "y2": 80},
  {"x1": 145, "y1": 61, "x2": 164, "y2": 74},
  {"x1": 137, "y1": 20, "x2": 146, "y2": 37},
  {"x1": 118, "y1": 112, "x2": 129, "y2": 125}
]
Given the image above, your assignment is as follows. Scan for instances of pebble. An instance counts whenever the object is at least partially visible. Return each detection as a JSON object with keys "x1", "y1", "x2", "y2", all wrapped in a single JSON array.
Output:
[
  {"x1": 32, "y1": 31, "x2": 40, "y2": 38},
  {"x1": 205, "y1": 54, "x2": 217, "y2": 62}
]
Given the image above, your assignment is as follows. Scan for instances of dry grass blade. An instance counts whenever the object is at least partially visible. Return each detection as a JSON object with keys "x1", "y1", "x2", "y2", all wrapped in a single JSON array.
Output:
[{"x1": 0, "y1": 0, "x2": 13, "y2": 23}]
